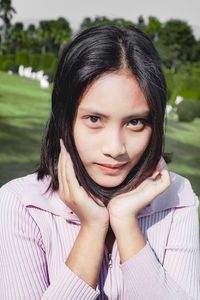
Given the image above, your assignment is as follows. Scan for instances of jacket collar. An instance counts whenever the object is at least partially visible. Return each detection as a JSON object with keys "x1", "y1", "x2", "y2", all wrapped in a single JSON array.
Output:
[{"x1": 20, "y1": 172, "x2": 196, "y2": 224}]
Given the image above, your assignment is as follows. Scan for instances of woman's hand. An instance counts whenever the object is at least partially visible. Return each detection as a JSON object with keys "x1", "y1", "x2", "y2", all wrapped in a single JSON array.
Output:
[
  {"x1": 108, "y1": 157, "x2": 171, "y2": 228},
  {"x1": 58, "y1": 139, "x2": 109, "y2": 231}
]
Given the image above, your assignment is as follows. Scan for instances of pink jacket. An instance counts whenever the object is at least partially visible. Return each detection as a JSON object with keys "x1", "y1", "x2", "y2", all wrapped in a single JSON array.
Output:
[{"x1": 0, "y1": 172, "x2": 199, "y2": 299}]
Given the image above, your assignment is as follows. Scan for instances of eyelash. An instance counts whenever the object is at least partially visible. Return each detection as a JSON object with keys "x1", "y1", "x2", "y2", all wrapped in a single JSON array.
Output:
[{"x1": 86, "y1": 115, "x2": 149, "y2": 130}]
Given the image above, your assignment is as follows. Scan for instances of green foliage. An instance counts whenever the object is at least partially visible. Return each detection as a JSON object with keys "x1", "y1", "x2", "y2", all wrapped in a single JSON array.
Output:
[
  {"x1": 176, "y1": 100, "x2": 200, "y2": 122},
  {"x1": 3, "y1": 60, "x2": 18, "y2": 72},
  {"x1": 38, "y1": 17, "x2": 72, "y2": 53},
  {"x1": 29, "y1": 53, "x2": 41, "y2": 70},
  {"x1": 0, "y1": 54, "x2": 15, "y2": 70},
  {"x1": 80, "y1": 16, "x2": 134, "y2": 30},
  {"x1": 163, "y1": 68, "x2": 174, "y2": 101},
  {"x1": 170, "y1": 68, "x2": 200, "y2": 103},
  {"x1": 0, "y1": 0, "x2": 16, "y2": 53},
  {"x1": 38, "y1": 52, "x2": 57, "y2": 70},
  {"x1": 145, "y1": 16, "x2": 162, "y2": 41},
  {"x1": 160, "y1": 19, "x2": 195, "y2": 62},
  {"x1": 43, "y1": 57, "x2": 58, "y2": 83},
  {"x1": 15, "y1": 50, "x2": 30, "y2": 67}
]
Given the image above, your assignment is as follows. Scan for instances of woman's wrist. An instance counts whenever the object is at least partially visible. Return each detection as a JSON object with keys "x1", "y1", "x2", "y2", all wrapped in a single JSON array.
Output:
[
  {"x1": 110, "y1": 216, "x2": 146, "y2": 263},
  {"x1": 81, "y1": 221, "x2": 109, "y2": 236}
]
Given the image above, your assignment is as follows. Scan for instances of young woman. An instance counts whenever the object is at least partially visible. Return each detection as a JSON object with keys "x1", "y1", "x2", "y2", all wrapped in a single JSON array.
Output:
[{"x1": 0, "y1": 25, "x2": 199, "y2": 300}]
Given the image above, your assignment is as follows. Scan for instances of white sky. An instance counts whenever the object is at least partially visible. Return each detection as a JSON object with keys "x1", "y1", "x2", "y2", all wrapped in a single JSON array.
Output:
[{"x1": 12, "y1": 0, "x2": 200, "y2": 35}]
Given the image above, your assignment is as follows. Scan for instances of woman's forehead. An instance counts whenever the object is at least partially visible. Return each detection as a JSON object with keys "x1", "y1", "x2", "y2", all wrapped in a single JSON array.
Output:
[{"x1": 77, "y1": 72, "x2": 149, "y2": 116}]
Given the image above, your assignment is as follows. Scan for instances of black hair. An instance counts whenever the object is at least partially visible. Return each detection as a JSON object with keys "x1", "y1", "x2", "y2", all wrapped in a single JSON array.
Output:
[{"x1": 36, "y1": 25, "x2": 167, "y2": 202}]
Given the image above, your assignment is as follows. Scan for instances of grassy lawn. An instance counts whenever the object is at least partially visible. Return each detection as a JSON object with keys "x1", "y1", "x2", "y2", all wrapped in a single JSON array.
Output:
[
  {"x1": 0, "y1": 71, "x2": 50, "y2": 183},
  {"x1": 0, "y1": 71, "x2": 199, "y2": 218}
]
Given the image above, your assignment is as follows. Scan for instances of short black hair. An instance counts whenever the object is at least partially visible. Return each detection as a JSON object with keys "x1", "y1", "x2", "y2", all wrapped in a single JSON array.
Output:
[{"x1": 36, "y1": 25, "x2": 167, "y2": 202}]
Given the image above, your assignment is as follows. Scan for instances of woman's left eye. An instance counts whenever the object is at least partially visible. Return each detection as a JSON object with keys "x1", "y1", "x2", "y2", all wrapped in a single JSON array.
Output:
[{"x1": 127, "y1": 119, "x2": 145, "y2": 130}]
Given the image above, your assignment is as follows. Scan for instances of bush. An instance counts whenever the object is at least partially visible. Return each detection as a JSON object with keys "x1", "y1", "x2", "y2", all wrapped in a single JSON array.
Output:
[
  {"x1": 43, "y1": 58, "x2": 58, "y2": 83},
  {"x1": 163, "y1": 68, "x2": 174, "y2": 101},
  {"x1": 0, "y1": 55, "x2": 15, "y2": 71},
  {"x1": 171, "y1": 67, "x2": 200, "y2": 103},
  {"x1": 3, "y1": 61, "x2": 18, "y2": 73},
  {"x1": 177, "y1": 99, "x2": 200, "y2": 122},
  {"x1": 38, "y1": 53, "x2": 57, "y2": 71},
  {"x1": 29, "y1": 54, "x2": 41, "y2": 70},
  {"x1": 15, "y1": 50, "x2": 30, "y2": 67}
]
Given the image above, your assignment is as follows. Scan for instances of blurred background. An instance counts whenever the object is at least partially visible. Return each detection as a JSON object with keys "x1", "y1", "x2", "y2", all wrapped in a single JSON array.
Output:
[{"x1": 0, "y1": 1, "x2": 199, "y2": 220}]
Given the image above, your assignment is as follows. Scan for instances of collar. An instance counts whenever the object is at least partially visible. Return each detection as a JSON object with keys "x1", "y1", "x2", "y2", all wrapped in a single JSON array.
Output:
[{"x1": 18, "y1": 172, "x2": 196, "y2": 224}]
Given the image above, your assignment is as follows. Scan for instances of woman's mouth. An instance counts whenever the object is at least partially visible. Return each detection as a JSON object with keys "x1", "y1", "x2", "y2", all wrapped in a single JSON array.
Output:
[{"x1": 96, "y1": 163, "x2": 127, "y2": 174}]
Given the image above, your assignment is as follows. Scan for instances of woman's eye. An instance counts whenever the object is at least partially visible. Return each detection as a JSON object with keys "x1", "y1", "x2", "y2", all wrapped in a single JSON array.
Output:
[
  {"x1": 89, "y1": 116, "x2": 100, "y2": 123},
  {"x1": 128, "y1": 119, "x2": 145, "y2": 130},
  {"x1": 85, "y1": 115, "x2": 101, "y2": 127}
]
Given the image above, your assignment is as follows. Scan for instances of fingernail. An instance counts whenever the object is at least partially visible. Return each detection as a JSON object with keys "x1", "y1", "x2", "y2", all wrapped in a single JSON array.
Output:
[{"x1": 59, "y1": 138, "x2": 63, "y2": 150}]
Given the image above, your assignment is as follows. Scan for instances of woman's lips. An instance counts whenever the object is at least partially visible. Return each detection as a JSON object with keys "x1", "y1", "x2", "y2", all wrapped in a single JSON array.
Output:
[{"x1": 96, "y1": 163, "x2": 127, "y2": 174}]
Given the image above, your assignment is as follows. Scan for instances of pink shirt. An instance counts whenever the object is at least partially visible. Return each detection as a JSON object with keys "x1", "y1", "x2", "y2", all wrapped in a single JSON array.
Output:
[{"x1": 0, "y1": 172, "x2": 199, "y2": 299}]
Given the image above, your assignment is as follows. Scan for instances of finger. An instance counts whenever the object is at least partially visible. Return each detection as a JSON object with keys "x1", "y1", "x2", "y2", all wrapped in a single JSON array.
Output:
[
  {"x1": 150, "y1": 170, "x2": 161, "y2": 180},
  {"x1": 159, "y1": 169, "x2": 171, "y2": 187},
  {"x1": 156, "y1": 157, "x2": 167, "y2": 172}
]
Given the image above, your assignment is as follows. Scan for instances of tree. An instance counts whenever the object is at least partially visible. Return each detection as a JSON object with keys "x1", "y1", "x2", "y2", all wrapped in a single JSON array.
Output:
[
  {"x1": 10, "y1": 22, "x2": 25, "y2": 53},
  {"x1": 159, "y1": 19, "x2": 196, "y2": 70},
  {"x1": 80, "y1": 16, "x2": 134, "y2": 30},
  {"x1": 0, "y1": 0, "x2": 16, "y2": 53},
  {"x1": 145, "y1": 16, "x2": 162, "y2": 42},
  {"x1": 136, "y1": 15, "x2": 146, "y2": 31},
  {"x1": 38, "y1": 17, "x2": 72, "y2": 54},
  {"x1": 25, "y1": 24, "x2": 41, "y2": 53}
]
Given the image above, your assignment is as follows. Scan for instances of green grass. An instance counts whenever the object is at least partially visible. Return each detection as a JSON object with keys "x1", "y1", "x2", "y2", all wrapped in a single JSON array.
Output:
[
  {"x1": 165, "y1": 113, "x2": 200, "y2": 196},
  {"x1": 0, "y1": 71, "x2": 199, "y2": 206},
  {"x1": 0, "y1": 71, "x2": 51, "y2": 183}
]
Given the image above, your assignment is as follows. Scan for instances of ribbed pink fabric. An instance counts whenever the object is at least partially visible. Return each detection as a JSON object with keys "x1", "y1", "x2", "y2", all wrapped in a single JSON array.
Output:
[{"x1": 0, "y1": 172, "x2": 199, "y2": 299}]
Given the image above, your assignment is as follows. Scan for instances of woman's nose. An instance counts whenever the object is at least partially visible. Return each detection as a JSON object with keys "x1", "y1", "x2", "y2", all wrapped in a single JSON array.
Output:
[{"x1": 101, "y1": 130, "x2": 126, "y2": 158}]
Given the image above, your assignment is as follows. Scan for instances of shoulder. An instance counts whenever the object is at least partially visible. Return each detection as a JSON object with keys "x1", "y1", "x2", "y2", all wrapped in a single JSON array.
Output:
[
  {"x1": 0, "y1": 174, "x2": 44, "y2": 241},
  {"x1": 0, "y1": 173, "x2": 50, "y2": 196},
  {"x1": 150, "y1": 172, "x2": 198, "y2": 213},
  {"x1": 0, "y1": 173, "x2": 50, "y2": 221},
  {"x1": 0, "y1": 173, "x2": 71, "y2": 220}
]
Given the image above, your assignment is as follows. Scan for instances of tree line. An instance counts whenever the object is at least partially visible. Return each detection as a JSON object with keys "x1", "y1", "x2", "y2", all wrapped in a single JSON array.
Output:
[{"x1": 0, "y1": 0, "x2": 200, "y2": 69}]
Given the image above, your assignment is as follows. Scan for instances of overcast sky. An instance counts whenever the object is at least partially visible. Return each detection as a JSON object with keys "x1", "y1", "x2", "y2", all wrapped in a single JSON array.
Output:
[{"x1": 12, "y1": 0, "x2": 200, "y2": 36}]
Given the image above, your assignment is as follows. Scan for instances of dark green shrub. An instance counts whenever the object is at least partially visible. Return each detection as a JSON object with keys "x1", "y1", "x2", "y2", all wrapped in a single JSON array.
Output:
[
  {"x1": 15, "y1": 50, "x2": 30, "y2": 67},
  {"x1": 0, "y1": 55, "x2": 4, "y2": 70},
  {"x1": 177, "y1": 99, "x2": 200, "y2": 122},
  {"x1": 38, "y1": 53, "x2": 57, "y2": 71},
  {"x1": 44, "y1": 58, "x2": 58, "y2": 82},
  {"x1": 2, "y1": 60, "x2": 13, "y2": 71},
  {"x1": 171, "y1": 71, "x2": 200, "y2": 103},
  {"x1": 0, "y1": 55, "x2": 15, "y2": 70},
  {"x1": 163, "y1": 68, "x2": 174, "y2": 102},
  {"x1": 4, "y1": 61, "x2": 18, "y2": 73},
  {"x1": 29, "y1": 54, "x2": 41, "y2": 70}
]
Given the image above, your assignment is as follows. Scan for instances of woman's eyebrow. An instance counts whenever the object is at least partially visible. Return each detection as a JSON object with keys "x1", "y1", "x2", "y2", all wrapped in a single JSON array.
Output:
[
  {"x1": 79, "y1": 108, "x2": 108, "y2": 118},
  {"x1": 79, "y1": 107, "x2": 150, "y2": 119}
]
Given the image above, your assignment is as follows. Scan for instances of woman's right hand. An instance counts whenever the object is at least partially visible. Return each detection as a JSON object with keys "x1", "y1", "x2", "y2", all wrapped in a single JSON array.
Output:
[{"x1": 58, "y1": 139, "x2": 109, "y2": 231}]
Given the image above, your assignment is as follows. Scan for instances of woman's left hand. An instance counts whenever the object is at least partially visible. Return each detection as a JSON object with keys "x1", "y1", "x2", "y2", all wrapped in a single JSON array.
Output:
[{"x1": 108, "y1": 158, "x2": 171, "y2": 228}]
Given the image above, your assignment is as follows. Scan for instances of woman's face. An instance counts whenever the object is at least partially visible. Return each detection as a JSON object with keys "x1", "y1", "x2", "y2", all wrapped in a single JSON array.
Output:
[{"x1": 73, "y1": 72, "x2": 152, "y2": 188}]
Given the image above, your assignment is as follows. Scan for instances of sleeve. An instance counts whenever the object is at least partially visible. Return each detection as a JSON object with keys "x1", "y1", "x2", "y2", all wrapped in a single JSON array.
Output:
[
  {"x1": 120, "y1": 196, "x2": 200, "y2": 300},
  {"x1": 0, "y1": 186, "x2": 100, "y2": 300}
]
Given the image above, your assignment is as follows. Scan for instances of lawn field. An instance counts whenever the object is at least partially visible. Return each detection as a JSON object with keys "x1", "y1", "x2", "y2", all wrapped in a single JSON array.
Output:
[{"x1": 0, "y1": 71, "x2": 200, "y2": 208}]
